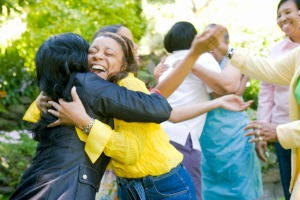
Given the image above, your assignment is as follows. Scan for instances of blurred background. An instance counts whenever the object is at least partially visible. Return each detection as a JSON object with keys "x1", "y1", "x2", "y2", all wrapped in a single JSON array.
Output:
[{"x1": 0, "y1": 0, "x2": 282, "y2": 199}]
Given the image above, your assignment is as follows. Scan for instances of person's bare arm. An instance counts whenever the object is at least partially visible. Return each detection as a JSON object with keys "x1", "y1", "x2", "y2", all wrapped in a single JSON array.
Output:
[
  {"x1": 155, "y1": 25, "x2": 226, "y2": 98},
  {"x1": 192, "y1": 60, "x2": 241, "y2": 95},
  {"x1": 169, "y1": 94, "x2": 253, "y2": 123},
  {"x1": 234, "y1": 74, "x2": 249, "y2": 96}
]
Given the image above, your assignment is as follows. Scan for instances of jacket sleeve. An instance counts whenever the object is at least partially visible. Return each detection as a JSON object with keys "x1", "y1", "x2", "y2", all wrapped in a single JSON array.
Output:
[
  {"x1": 231, "y1": 48, "x2": 298, "y2": 85},
  {"x1": 85, "y1": 75, "x2": 154, "y2": 164},
  {"x1": 83, "y1": 73, "x2": 172, "y2": 123},
  {"x1": 277, "y1": 121, "x2": 300, "y2": 149}
]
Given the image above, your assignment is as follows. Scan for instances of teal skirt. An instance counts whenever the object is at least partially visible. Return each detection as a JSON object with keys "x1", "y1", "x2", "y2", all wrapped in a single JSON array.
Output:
[{"x1": 200, "y1": 108, "x2": 263, "y2": 200}]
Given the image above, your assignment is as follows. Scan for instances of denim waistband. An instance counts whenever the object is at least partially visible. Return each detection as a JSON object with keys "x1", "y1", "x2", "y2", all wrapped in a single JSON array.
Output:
[{"x1": 118, "y1": 163, "x2": 183, "y2": 184}]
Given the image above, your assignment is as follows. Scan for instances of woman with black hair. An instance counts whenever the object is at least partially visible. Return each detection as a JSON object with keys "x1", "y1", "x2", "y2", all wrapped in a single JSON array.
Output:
[
  {"x1": 10, "y1": 33, "x2": 173, "y2": 200},
  {"x1": 12, "y1": 25, "x2": 227, "y2": 199}
]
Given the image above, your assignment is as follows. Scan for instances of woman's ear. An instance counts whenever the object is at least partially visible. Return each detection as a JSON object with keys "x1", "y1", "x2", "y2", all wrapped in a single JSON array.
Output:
[{"x1": 122, "y1": 61, "x2": 128, "y2": 71}]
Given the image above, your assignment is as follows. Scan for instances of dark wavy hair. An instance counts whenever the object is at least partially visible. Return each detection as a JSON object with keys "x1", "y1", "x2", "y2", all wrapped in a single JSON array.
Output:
[
  {"x1": 91, "y1": 32, "x2": 138, "y2": 83},
  {"x1": 33, "y1": 33, "x2": 89, "y2": 141},
  {"x1": 164, "y1": 21, "x2": 197, "y2": 53},
  {"x1": 277, "y1": 0, "x2": 300, "y2": 11}
]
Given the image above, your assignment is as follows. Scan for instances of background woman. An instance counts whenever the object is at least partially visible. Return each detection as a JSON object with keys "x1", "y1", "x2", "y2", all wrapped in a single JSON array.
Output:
[
  {"x1": 218, "y1": 22, "x2": 300, "y2": 199},
  {"x1": 256, "y1": 1, "x2": 300, "y2": 199},
  {"x1": 192, "y1": 24, "x2": 263, "y2": 200}
]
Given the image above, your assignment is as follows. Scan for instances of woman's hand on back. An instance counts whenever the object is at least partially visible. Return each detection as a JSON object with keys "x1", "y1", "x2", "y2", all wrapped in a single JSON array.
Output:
[
  {"x1": 47, "y1": 86, "x2": 91, "y2": 130},
  {"x1": 36, "y1": 91, "x2": 52, "y2": 113}
]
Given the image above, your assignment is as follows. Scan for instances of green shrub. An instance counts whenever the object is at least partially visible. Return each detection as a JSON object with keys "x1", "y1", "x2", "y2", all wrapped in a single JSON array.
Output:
[
  {"x1": 0, "y1": 47, "x2": 38, "y2": 131},
  {"x1": 243, "y1": 79, "x2": 260, "y2": 110},
  {"x1": 0, "y1": 131, "x2": 37, "y2": 197},
  {"x1": 0, "y1": 47, "x2": 38, "y2": 106}
]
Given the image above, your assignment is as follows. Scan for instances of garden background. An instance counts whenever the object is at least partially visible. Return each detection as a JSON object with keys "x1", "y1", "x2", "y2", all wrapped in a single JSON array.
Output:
[{"x1": 0, "y1": 0, "x2": 282, "y2": 199}]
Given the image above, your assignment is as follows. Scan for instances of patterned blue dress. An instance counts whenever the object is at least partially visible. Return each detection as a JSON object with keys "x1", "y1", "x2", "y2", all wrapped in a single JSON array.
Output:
[{"x1": 200, "y1": 59, "x2": 263, "y2": 200}]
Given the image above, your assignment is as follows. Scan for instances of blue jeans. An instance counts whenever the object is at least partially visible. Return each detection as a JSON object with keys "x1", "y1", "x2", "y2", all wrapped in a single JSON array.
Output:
[{"x1": 117, "y1": 164, "x2": 196, "y2": 200}]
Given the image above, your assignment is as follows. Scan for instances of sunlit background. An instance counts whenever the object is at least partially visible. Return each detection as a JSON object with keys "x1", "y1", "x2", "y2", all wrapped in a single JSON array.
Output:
[{"x1": 0, "y1": 0, "x2": 282, "y2": 54}]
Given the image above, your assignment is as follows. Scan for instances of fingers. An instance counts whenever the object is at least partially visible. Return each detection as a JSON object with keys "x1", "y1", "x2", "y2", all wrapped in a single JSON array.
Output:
[
  {"x1": 36, "y1": 91, "x2": 52, "y2": 113},
  {"x1": 47, "y1": 109, "x2": 60, "y2": 118},
  {"x1": 246, "y1": 100, "x2": 254, "y2": 105},
  {"x1": 159, "y1": 56, "x2": 166, "y2": 64},
  {"x1": 40, "y1": 102, "x2": 51, "y2": 113},
  {"x1": 255, "y1": 142, "x2": 267, "y2": 162},
  {"x1": 263, "y1": 144, "x2": 269, "y2": 158},
  {"x1": 71, "y1": 86, "x2": 79, "y2": 102},
  {"x1": 239, "y1": 100, "x2": 253, "y2": 111},
  {"x1": 47, "y1": 119, "x2": 61, "y2": 128},
  {"x1": 245, "y1": 130, "x2": 256, "y2": 137},
  {"x1": 48, "y1": 100, "x2": 62, "y2": 112},
  {"x1": 248, "y1": 136, "x2": 263, "y2": 143},
  {"x1": 244, "y1": 121, "x2": 258, "y2": 130}
]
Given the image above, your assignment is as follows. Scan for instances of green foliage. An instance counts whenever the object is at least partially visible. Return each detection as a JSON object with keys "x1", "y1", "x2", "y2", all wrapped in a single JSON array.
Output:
[
  {"x1": 0, "y1": 132, "x2": 37, "y2": 196},
  {"x1": 243, "y1": 79, "x2": 260, "y2": 110},
  {"x1": 0, "y1": 47, "x2": 38, "y2": 102},
  {"x1": 0, "y1": 0, "x2": 146, "y2": 130},
  {"x1": 0, "y1": 0, "x2": 34, "y2": 16},
  {"x1": 0, "y1": 46, "x2": 38, "y2": 108},
  {"x1": 16, "y1": 0, "x2": 146, "y2": 69}
]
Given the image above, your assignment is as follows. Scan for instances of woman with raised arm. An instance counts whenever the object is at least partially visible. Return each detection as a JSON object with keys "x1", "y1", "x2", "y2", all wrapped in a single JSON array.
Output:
[{"x1": 216, "y1": 13, "x2": 300, "y2": 198}]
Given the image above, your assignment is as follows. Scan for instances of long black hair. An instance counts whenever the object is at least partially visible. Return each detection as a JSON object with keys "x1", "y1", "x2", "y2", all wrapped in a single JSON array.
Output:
[
  {"x1": 33, "y1": 33, "x2": 89, "y2": 141},
  {"x1": 36, "y1": 33, "x2": 89, "y2": 102}
]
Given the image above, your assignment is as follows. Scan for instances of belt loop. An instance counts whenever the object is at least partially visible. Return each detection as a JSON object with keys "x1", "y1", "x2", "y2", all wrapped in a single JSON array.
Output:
[{"x1": 143, "y1": 175, "x2": 154, "y2": 189}]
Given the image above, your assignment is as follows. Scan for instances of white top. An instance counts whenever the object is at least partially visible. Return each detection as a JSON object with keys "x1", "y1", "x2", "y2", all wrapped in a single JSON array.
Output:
[{"x1": 159, "y1": 50, "x2": 221, "y2": 151}]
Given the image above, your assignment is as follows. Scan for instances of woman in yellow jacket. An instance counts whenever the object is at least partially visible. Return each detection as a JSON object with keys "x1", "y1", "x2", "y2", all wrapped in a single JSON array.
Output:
[
  {"x1": 26, "y1": 26, "x2": 253, "y2": 200},
  {"x1": 218, "y1": 42, "x2": 300, "y2": 199}
]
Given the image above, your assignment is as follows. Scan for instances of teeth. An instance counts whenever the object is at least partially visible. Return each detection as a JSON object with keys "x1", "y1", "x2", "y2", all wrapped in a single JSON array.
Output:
[{"x1": 92, "y1": 65, "x2": 106, "y2": 72}]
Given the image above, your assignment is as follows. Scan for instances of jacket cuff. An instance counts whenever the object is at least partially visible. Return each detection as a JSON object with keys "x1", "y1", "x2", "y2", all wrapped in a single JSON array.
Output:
[
  {"x1": 23, "y1": 101, "x2": 41, "y2": 123},
  {"x1": 277, "y1": 121, "x2": 300, "y2": 149}
]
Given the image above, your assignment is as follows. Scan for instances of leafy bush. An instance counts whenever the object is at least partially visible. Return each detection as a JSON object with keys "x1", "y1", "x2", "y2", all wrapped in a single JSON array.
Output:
[
  {"x1": 0, "y1": 131, "x2": 37, "y2": 198},
  {"x1": 243, "y1": 79, "x2": 260, "y2": 110},
  {"x1": 0, "y1": 47, "x2": 38, "y2": 131},
  {"x1": 0, "y1": 47, "x2": 38, "y2": 107}
]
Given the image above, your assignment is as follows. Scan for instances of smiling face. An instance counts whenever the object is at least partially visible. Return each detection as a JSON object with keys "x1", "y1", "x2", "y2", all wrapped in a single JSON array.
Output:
[
  {"x1": 277, "y1": 0, "x2": 300, "y2": 40},
  {"x1": 88, "y1": 36, "x2": 125, "y2": 80}
]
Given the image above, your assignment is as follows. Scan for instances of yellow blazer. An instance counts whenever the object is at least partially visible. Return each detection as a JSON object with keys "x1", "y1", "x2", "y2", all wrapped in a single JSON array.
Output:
[{"x1": 231, "y1": 47, "x2": 300, "y2": 195}]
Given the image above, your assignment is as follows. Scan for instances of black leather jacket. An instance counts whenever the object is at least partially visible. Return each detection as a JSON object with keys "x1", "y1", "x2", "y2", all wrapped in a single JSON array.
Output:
[{"x1": 10, "y1": 72, "x2": 172, "y2": 200}]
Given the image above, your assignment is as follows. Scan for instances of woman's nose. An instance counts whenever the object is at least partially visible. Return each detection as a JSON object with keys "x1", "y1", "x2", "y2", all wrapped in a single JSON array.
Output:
[{"x1": 92, "y1": 51, "x2": 103, "y2": 60}]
